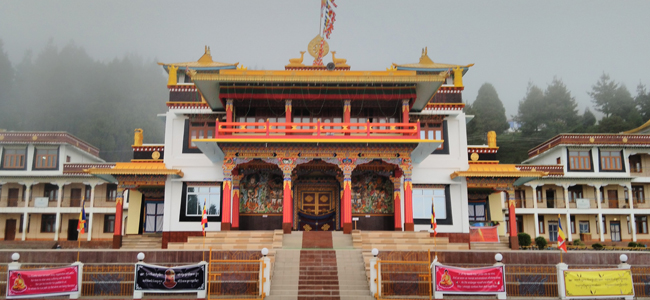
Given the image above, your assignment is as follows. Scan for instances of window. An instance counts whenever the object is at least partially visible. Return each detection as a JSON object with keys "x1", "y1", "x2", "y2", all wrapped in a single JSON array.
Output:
[
  {"x1": 106, "y1": 184, "x2": 117, "y2": 202},
  {"x1": 419, "y1": 123, "x2": 444, "y2": 150},
  {"x1": 2, "y1": 148, "x2": 26, "y2": 169},
  {"x1": 603, "y1": 216, "x2": 607, "y2": 234},
  {"x1": 41, "y1": 214, "x2": 56, "y2": 232},
  {"x1": 104, "y1": 214, "x2": 115, "y2": 233},
  {"x1": 413, "y1": 188, "x2": 447, "y2": 219},
  {"x1": 19, "y1": 214, "x2": 30, "y2": 233},
  {"x1": 538, "y1": 216, "x2": 545, "y2": 234},
  {"x1": 637, "y1": 216, "x2": 648, "y2": 234},
  {"x1": 569, "y1": 150, "x2": 591, "y2": 170},
  {"x1": 629, "y1": 155, "x2": 642, "y2": 173},
  {"x1": 633, "y1": 186, "x2": 645, "y2": 203},
  {"x1": 186, "y1": 185, "x2": 221, "y2": 216},
  {"x1": 468, "y1": 202, "x2": 486, "y2": 221},
  {"x1": 600, "y1": 150, "x2": 622, "y2": 171},
  {"x1": 34, "y1": 148, "x2": 57, "y2": 169},
  {"x1": 515, "y1": 190, "x2": 525, "y2": 208},
  {"x1": 44, "y1": 184, "x2": 59, "y2": 202},
  {"x1": 548, "y1": 221, "x2": 559, "y2": 242},
  {"x1": 568, "y1": 186, "x2": 583, "y2": 203},
  {"x1": 579, "y1": 221, "x2": 590, "y2": 233},
  {"x1": 85, "y1": 185, "x2": 91, "y2": 202},
  {"x1": 536, "y1": 187, "x2": 543, "y2": 203},
  {"x1": 189, "y1": 122, "x2": 215, "y2": 148},
  {"x1": 570, "y1": 216, "x2": 576, "y2": 234}
]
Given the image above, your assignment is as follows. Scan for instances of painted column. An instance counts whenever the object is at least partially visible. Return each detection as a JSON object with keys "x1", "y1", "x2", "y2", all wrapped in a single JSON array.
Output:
[
  {"x1": 225, "y1": 99, "x2": 234, "y2": 136},
  {"x1": 339, "y1": 158, "x2": 356, "y2": 233},
  {"x1": 21, "y1": 183, "x2": 32, "y2": 241},
  {"x1": 278, "y1": 158, "x2": 297, "y2": 233},
  {"x1": 391, "y1": 172, "x2": 403, "y2": 231},
  {"x1": 343, "y1": 100, "x2": 351, "y2": 136},
  {"x1": 285, "y1": 99, "x2": 292, "y2": 132},
  {"x1": 402, "y1": 99, "x2": 410, "y2": 124},
  {"x1": 221, "y1": 158, "x2": 237, "y2": 231},
  {"x1": 54, "y1": 183, "x2": 64, "y2": 241},
  {"x1": 231, "y1": 172, "x2": 242, "y2": 230},
  {"x1": 507, "y1": 191, "x2": 519, "y2": 250},
  {"x1": 113, "y1": 186, "x2": 125, "y2": 249},
  {"x1": 401, "y1": 159, "x2": 414, "y2": 231},
  {"x1": 87, "y1": 184, "x2": 96, "y2": 241}
]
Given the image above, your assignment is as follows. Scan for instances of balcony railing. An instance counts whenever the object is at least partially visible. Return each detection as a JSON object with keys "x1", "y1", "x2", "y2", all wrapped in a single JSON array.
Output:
[{"x1": 214, "y1": 120, "x2": 420, "y2": 139}]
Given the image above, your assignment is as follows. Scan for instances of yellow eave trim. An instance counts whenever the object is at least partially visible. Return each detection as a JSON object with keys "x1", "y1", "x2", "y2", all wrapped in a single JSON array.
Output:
[
  {"x1": 450, "y1": 171, "x2": 548, "y2": 180},
  {"x1": 189, "y1": 70, "x2": 446, "y2": 83}
]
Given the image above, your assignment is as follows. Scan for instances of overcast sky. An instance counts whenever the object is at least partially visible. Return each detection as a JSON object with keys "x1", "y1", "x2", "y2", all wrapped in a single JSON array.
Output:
[{"x1": 1, "y1": 1, "x2": 649, "y2": 118}]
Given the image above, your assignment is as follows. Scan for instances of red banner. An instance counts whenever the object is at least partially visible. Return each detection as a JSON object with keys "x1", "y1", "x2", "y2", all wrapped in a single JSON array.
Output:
[
  {"x1": 434, "y1": 264, "x2": 505, "y2": 294},
  {"x1": 469, "y1": 226, "x2": 500, "y2": 242},
  {"x1": 6, "y1": 265, "x2": 79, "y2": 298}
]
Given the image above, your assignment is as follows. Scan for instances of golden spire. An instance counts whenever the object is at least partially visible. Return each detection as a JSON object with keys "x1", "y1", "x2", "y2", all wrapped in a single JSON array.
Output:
[
  {"x1": 419, "y1": 47, "x2": 434, "y2": 65},
  {"x1": 198, "y1": 45, "x2": 213, "y2": 63}
]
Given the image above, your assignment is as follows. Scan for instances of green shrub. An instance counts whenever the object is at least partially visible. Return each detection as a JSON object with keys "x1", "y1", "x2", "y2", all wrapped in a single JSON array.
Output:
[
  {"x1": 573, "y1": 239, "x2": 584, "y2": 246},
  {"x1": 592, "y1": 243, "x2": 604, "y2": 250},
  {"x1": 535, "y1": 237, "x2": 548, "y2": 250},
  {"x1": 628, "y1": 242, "x2": 638, "y2": 248},
  {"x1": 518, "y1": 233, "x2": 532, "y2": 247},
  {"x1": 638, "y1": 243, "x2": 647, "y2": 248}
]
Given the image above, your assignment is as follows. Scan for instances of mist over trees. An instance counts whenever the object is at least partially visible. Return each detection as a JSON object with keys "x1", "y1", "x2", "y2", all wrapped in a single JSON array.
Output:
[
  {"x1": 0, "y1": 39, "x2": 167, "y2": 162},
  {"x1": 467, "y1": 74, "x2": 650, "y2": 163}
]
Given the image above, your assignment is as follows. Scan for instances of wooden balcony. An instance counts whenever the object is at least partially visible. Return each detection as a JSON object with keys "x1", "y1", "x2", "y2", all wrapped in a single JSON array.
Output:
[
  {"x1": 193, "y1": 120, "x2": 441, "y2": 164},
  {"x1": 214, "y1": 120, "x2": 420, "y2": 140}
]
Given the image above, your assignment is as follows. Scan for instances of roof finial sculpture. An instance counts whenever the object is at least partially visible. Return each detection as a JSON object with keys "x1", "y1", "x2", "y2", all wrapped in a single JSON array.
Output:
[
  {"x1": 134, "y1": 129, "x2": 143, "y2": 147},
  {"x1": 419, "y1": 47, "x2": 434, "y2": 65}
]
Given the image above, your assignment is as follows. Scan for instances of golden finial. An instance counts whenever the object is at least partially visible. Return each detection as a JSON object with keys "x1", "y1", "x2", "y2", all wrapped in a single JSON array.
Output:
[
  {"x1": 237, "y1": 64, "x2": 248, "y2": 70},
  {"x1": 134, "y1": 129, "x2": 143, "y2": 146},
  {"x1": 287, "y1": 51, "x2": 306, "y2": 67},
  {"x1": 487, "y1": 131, "x2": 497, "y2": 148},
  {"x1": 167, "y1": 64, "x2": 179, "y2": 86},
  {"x1": 419, "y1": 47, "x2": 434, "y2": 65},
  {"x1": 453, "y1": 66, "x2": 464, "y2": 87},
  {"x1": 386, "y1": 65, "x2": 398, "y2": 71}
]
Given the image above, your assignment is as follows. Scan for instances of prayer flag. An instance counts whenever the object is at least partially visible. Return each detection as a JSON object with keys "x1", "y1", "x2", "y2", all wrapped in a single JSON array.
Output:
[
  {"x1": 201, "y1": 199, "x2": 208, "y2": 235},
  {"x1": 558, "y1": 214, "x2": 567, "y2": 253},
  {"x1": 77, "y1": 200, "x2": 87, "y2": 234},
  {"x1": 431, "y1": 202, "x2": 438, "y2": 236}
]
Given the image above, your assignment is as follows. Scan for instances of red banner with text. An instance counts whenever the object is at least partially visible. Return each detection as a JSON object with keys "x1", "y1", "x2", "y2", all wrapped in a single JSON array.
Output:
[
  {"x1": 469, "y1": 226, "x2": 500, "y2": 242},
  {"x1": 6, "y1": 265, "x2": 79, "y2": 298},
  {"x1": 434, "y1": 264, "x2": 505, "y2": 294}
]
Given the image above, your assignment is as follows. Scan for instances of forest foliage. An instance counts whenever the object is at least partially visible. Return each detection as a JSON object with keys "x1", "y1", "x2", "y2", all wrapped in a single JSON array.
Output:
[
  {"x1": 0, "y1": 39, "x2": 167, "y2": 162},
  {"x1": 466, "y1": 75, "x2": 649, "y2": 163}
]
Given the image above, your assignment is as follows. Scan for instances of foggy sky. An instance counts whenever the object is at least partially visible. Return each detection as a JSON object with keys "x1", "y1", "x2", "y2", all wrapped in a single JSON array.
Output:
[{"x1": 1, "y1": 0, "x2": 649, "y2": 118}]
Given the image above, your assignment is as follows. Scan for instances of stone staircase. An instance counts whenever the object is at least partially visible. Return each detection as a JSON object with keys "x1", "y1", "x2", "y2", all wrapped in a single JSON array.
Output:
[
  {"x1": 336, "y1": 250, "x2": 375, "y2": 300},
  {"x1": 470, "y1": 237, "x2": 510, "y2": 251},
  {"x1": 352, "y1": 230, "x2": 468, "y2": 278},
  {"x1": 121, "y1": 234, "x2": 162, "y2": 249}
]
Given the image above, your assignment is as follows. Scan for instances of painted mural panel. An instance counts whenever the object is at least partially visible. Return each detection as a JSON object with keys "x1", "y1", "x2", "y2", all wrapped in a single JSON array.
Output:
[
  {"x1": 351, "y1": 173, "x2": 394, "y2": 214},
  {"x1": 240, "y1": 172, "x2": 283, "y2": 214}
]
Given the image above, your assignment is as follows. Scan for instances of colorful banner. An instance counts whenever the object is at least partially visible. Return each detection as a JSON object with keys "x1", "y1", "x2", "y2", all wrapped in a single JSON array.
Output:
[
  {"x1": 434, "y1": 264, "x2": 505, "y2": 294},
  {"x1": 135, "y1": 263, "x2": 205, "y2": 292},
  {"x1": 564, "y1": 269, "x2": 634, "y2": 298},
  {"x1": 6, "y1": 265, "x2": 79, "y2": 299},
  {"x1": 469, "y1": 226, "x2": 500, "y2": 242}
]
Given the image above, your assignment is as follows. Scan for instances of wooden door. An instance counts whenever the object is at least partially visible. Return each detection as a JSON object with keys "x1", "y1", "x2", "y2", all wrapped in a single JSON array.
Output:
[
  {"x1": 301, "y1": 192, "x2": 334, "y2": 216},
  {"x1": 607, "y1": 190, "x2": 618, "y2": 208},
  {"x1": 68, "y1": 219, "x2": 78, "y2": 241},
  {"x1": 546, "y1": 190, "x2": 555, "y2": 208},
  {"x1": 297, "y1": 189, "x2": 336, "y2": 231},
  {"x1": 610, "y1": 221, "x2": 621, "y2": 242},
  {"x1": 4, "y1": 219, "x2": 16, "y2": 240},
  {"x1": 70, "y1": 188, "x2": 82, "y2": 207},
  {"x1": 8, "y1": 188, "x2": 19, "y2": 207}
]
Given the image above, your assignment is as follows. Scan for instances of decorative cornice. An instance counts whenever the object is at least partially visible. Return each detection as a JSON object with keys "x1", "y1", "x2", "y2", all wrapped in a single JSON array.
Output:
[
  {"x1": 166, "y1": 102, "x2": 210, "y2": 109},
  {"x1": 168, "y1": 86, "x2": 197, "y2": 92},
  {"x1": 132, "y1": 145, "x2": 164, "y2": 152},
  {"x1": 423, "y1": 103, "x2": 465, "y2": 111},
  {"x1": 516, "y1": 165, "x2": 564, "y2": 177},
  {"x1": 468, "y1": 146, "x2": 499, "y2": 153},
  {"x1": 528, "y1": 134, "x2": 650, "y2": 158},
  {"x1": 190, "y1": 69, "x2": 447, "y2": 83}
]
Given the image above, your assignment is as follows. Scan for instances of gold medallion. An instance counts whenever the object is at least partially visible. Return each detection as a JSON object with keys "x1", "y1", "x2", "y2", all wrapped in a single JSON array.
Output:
[{"x1": 307, "y1": 35, "x2": 329, "y2": 58}]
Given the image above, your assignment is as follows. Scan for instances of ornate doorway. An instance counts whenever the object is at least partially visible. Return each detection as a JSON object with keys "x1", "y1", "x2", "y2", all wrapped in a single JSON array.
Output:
[{"x1": 295, "y1": 180, "x2": 340, "y2": 231}]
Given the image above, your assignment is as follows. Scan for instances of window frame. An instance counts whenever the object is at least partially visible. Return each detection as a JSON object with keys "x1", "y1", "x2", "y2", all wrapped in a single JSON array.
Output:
[
  {"x1": 106, "y1": 184, "x2": 117, "y2": 202},
  {"x1": 568, "y1": 186, "x2": 583, "y2": 203},
  {"x1": 412, "y1": 185, "x2": 453, "y2": 225},
  {"x1": 1, "y1": 147, "x2": 27, "y2": 170},
  {"x1": 579, "y1": 220, "x2": 590, "y2": 234},
  {"x1": 629, "y1": 155, "x2": 642, "y2": 173},
  {"x1": 43, "y1": 184, "x2": 59, "y2": 202},
  {"x1": 33, "y1": 147, "x2": 59, "y2": 170},
  {"x1": 567, "y1": 149, "x2": 592, "y2": 171},
  {"x1": 570, "y1": 215, "x2": 576, "y2": 234},
  {"x1": 188, "y1": 121, "x2": 215, "y2": 149},
  {"x1": 185, "y1": 185, "x2": 222, "y2": 217},
  {"x1": 40, "y1": 214, "x2": 56, "y2": 233},
  {"x1": 632, "y1": 185, "x2": 645, "y2": 203},
  {"x1": 636, "y1": 216, "x2": 648, "y2": 234},
  {"x1": 179, "y1": 182, "x2": 223, "y2": 222},
  {"x1": 103, "y1": 214, "x2": 115, "y2": 233},
  {"x1": 538, "y1": 215, "x2": 545, "y2": 234},
  {"x1": 599, "y1": 150, "x2": 624, "y2": 172}
]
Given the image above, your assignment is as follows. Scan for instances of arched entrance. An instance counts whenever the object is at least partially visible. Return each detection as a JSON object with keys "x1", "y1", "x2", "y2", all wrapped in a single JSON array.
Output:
[{"x1": 293, "y1": 160, "x2": 342, "y2": 231}]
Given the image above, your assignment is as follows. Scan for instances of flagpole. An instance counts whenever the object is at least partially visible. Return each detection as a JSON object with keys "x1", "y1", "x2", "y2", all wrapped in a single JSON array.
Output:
[{"x1": 77, "y1": 197, "x2": 85, "y2": 262}]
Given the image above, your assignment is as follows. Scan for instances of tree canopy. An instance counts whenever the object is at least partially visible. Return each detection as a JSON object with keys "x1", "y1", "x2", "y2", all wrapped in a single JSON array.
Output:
[
  {"x1": 589, "y1": 73, "x2": 642, "y2": 132},
  {"x1": 466, "y1": 83, "x2": 510, "y2": 144}
]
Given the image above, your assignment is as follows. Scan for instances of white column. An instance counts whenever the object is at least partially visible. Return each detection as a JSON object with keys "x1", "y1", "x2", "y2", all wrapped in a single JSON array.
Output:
[
  {"x1": 21, "y1": 183, "x2": 32, "y2": 241},
  {"x1": 563, "y1": 184, "x2": 572, "y2": 241},
  {"x1": 54, "y1": 183, "x2": 64, "y2": 241},
  {"x1": 598, "y1": 212, "x2": 605, "y2": 242},
  {"x1": 533, "y1": 212, "x2": 540, "y2": 238},
  {"x1": 626, "y1": 183, "x2": 636, "y2": 242},
  {"x1": 563, "y1": 184, "x2": 570, "y2": 209},
  {"x1": 87, "y1": 184, "x2": 96, "y2": 241},
  {"x1": 530, "y1": 184, "x2": 538, "y2": 209}
]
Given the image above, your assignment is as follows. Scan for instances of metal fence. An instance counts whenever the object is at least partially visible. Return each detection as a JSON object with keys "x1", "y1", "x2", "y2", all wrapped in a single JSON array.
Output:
[{"x1": 208, "y1": 249, "x2": 265, "y2": 300}]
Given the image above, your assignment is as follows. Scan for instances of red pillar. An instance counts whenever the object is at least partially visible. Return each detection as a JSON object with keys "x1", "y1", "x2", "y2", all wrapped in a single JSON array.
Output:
[
  {"x1": 402, "y1": 99, "x2": 410, "y2": 125},
  {"x1": 225, "y1": 99, "x2": 233, "y2": 135},
  {"x1": 401, "y1": 159, "x2": 414, "y2": 231},
  {"x1": 222, "y1": 179, "x2": 232, "y2": 230},
  {"x1": 507, "y1": 192, "x2": 519, "y2": 250},
  {"x1": 282, "y1": 175, "x2": 293, "y2": 233},
  {"x1": 344, "y1": 100, "x2": 351, "y2": 136},
  {"x1": 113, "y1": 187, "x2": 125, "y2": 249},
  {"x1": 343, "y1": 174, "x2": 352, "y2": 233},
  {"x1": 231, "y1": 173, "x2": 241, "y2": 230},
  {"x1": 391, "y1": 173, "x2": 403, "y2": 231},
  {"x1": 285, "y1": 99, "x2": 292, "y2": 132}
]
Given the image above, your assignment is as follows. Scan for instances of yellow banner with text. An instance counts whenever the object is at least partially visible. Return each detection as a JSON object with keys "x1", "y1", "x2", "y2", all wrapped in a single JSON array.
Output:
[{"x1": 564, "y1": 269, "x2": 634, "y2": 298}]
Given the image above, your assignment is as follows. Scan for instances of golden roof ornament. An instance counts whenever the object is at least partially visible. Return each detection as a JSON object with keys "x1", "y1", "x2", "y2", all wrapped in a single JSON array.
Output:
[
  {"x1": 287, "y1": 51, "x2": 306, "y2": 67},
  {"x1": 198, "y1": 46, "x2": 213, "y2": 63},
  {"x1": 419, "y1": 47, "x2": 434, "y2": 65},
  {"x1": 331, "y1": 51, "x2": 349, "y2": 67},
  {"x1": 308, "y1": 35, "x2": 329, "y2": 59}
]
